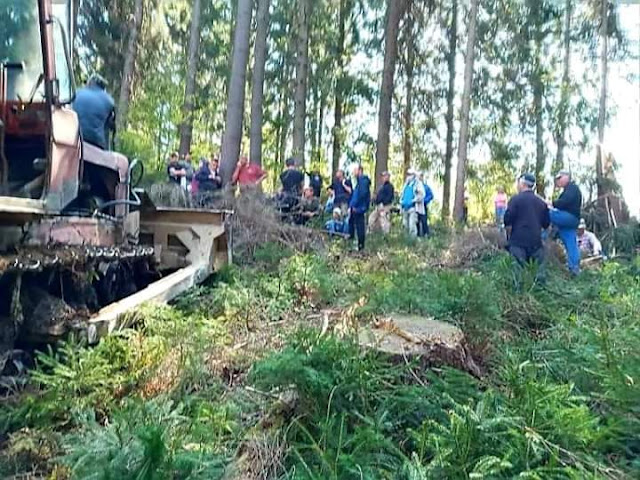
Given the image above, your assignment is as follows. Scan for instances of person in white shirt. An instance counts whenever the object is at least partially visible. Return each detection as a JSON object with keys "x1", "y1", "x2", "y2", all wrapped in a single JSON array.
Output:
[{"x1": 577, "y1": 219, "x2": 603, "y2": 257}]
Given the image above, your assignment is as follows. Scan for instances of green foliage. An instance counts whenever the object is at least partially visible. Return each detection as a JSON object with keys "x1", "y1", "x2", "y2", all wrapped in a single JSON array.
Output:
[
  {"x1": 1, "y1": 231, "x2": 639, "y2": 478},
  {"x1": 62, "y1": 398, "x2": 227, "y2": 479},
  {"x1": 1, "y1": 333, "x2": 144, "y2": 431}
]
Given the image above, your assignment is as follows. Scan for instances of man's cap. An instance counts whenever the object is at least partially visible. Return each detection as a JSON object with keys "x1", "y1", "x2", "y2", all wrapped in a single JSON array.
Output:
[
  {"x1": 407, "y1": 168, "x2": 416, "y2": 176},
  {"x1": 555, "y1": 169, "x2": 571, "y2": 179},
  {"x1": 578, "y1": 218, "x2": 586, "y2": 229},
  {"x1": 333, "y1": 207, "x2": 342, "y2": 216},
  {"x1": 519, "y1": 173, "x2": 536, "y2": 187},
  {"x1": 382, "y1": 171, "x2": 390, "y2": 177},
  {"x1": 88, "y1": 73, "x2": 108, "y2": 89}
]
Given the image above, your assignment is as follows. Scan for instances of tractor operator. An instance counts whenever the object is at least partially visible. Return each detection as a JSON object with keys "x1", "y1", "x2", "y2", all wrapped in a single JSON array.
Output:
[{"x1": 72, "y1": 74, "x2": 116, "y2": 150}]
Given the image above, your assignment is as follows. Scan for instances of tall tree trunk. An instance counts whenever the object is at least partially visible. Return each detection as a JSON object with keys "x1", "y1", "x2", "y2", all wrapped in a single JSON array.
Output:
[
  {"x1": 224, "y1": 0, "x2": 239, "y2": 100},
  {"x1": 402, "y1": 3, "x2": 415, "y2": 179},
  {"x1": 220, "y1": 0, "x2": 253, "y2": 184},
  {"x1": 596, "y1": 0, "x2": 609, "y2": 200},
  {"x1": 116, "y1": 0, "x2": 144, "y2": 135},
  {"x1": 374, "y1": 0, "x2": 408, "y2": 189},
  {"x1": 318, "y1": 94, "x2": 325, "y2": 164},
  {"x1": 554, "y1": 0, "x2": 572, "y2": 175},
  {"x1": 442, "y1": 0, "x2": 458, "y2": 220},
  {"x1": 310, "y1": 73, "x2": 319, "y2": 165},
  {"x1": 532, "y1": 2, "x2": 545, "y2": 195},
  {"x1": 453, "y1": 0, "x2": 479, "y2": 223},
  {"x1": 292, "y1": 0, "x2": 311, "y2": 166},
  {"x1": 179, "y1": 0, "x2": 203, "y2": 157},
  {"x1": 249, "y1": 0, "x2": 271, "y2": 166},
  {"x1": 533, "y1": 76, "x2": 545, "y2": 194},
  {"x1": 332, "y1": 0, "x2": 348, "y2": 177}
]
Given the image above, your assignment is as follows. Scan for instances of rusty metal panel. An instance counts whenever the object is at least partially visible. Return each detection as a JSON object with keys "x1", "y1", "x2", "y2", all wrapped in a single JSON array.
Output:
[{"x1": 25, "y1": 216, "x2": 123, "y2": 246}]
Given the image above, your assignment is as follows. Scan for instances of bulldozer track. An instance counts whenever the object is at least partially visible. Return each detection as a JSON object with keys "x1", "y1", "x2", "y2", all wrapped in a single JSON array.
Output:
[{"x1": 0, "y1": 245, "x2": 155, "y2": 274}]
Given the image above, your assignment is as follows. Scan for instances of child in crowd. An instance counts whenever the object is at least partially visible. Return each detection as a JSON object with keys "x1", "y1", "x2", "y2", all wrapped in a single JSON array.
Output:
[
  {"x1": 494, "y1": 186, "x2": 508, "y2": 228},
  {"x1": 325, "y1": 208, "x2": 348, "y2": 236}
]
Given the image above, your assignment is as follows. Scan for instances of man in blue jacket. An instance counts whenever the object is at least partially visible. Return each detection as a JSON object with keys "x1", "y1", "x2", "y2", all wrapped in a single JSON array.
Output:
[
  {"x1": 348, "y1": 165, "x2": 371, "y2": 251},
  {"x1": 417, "y1": 172, "x2": 434, "y2": 237},
  {"x1": 550, "y1": 170, "x2": 582, "y2": 275},
  {"x1": 72, "y1": 75, "x2": 115, "y2": 149}
]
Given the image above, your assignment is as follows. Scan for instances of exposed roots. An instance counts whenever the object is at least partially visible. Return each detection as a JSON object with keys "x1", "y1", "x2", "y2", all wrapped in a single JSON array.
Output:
[{"x1": 223, "y1": 431, "x2": 287, "y2": 480}]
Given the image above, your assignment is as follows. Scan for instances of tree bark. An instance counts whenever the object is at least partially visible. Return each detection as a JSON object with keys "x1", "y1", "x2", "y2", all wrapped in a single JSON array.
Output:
[
  {"x1": 453, "y1": 0, "x2": 479, "y2": 223},
  {"x1": 596, "y1": 0, "x2": 609, "y2": 200},
  {"x1": 375, "y1": 0, "x2": 408, "y2": 190},
  {"x1": 442, "y1": 0, "x2": 458, "y2": 221},
  {"x1": 332, "y1": 0, "x2": 348, "y2": 177},
  {"x1": 249, "y1": 0, "x2": 271, "y2": 166},
  {"x1": 292, "y1": 0, "x2": 311, "y2": 166},
  {"x1": 402, "y1": 3, "x2": 415, "y2": 180},
  {"x1": 310, "y1": 72, "x2": 319, "y2": 165},
  {"x1": 554, "y1": 0, "x2": 572, "y2": 175},
  {"x1": 318, "y1": 94, "x2": 325, "y2": 164},
  {"x1": 220, "y1": 0, "x2": 253, "y2": 184},
  {"x1": 116, "y1": 0, "x2": 144, "y2": 135},
  {"x1": 532, "y1": 2, "x2": 545, "y2": 195},
  {"x1": 179, "y1": 0, "x2": 203, "y2": 157}
]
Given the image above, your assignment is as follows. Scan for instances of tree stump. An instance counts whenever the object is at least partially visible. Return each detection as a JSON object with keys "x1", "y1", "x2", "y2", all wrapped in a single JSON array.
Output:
[{"x1": 358, "y1": 314, "x2": 481, "y2": 377}]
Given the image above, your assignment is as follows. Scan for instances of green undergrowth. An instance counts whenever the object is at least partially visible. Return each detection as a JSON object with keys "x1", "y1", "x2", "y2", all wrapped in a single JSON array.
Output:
[{"x1": 0, "y1": 232, "x2": 638, "y2": 479}]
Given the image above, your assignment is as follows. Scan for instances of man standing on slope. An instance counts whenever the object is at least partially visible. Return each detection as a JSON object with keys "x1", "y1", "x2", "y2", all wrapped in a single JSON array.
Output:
[
  {"x1": 368, "y1": 171, "x2": 394, "y2": 235},
  {"x1": 504, "y1": 173, "x2": 550, "y2": 287},
  {"x1": 400, "y1": 169, "x2": 425, "y2": 237},
  {"x1": 349, "y1": 165, "x2": 371, "y2": 251},
  {"x1": 329, "y1": 169, "x2": 353, "y2": 217},
  {"x1": 550, "y1": 170, "x2": 582, "y2": 275},
  {"x1": 417, "y1": 172, "x2": 434, "y2": 238}
]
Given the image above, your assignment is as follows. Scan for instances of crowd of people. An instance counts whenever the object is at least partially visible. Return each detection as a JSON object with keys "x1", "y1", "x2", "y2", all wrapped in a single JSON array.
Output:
[
  {"x1": 71, "y1": 74, "x2": 602, "y2": 279},
  {"x1": 162, "y1": 148, "x2": 599, "y2": 277}
]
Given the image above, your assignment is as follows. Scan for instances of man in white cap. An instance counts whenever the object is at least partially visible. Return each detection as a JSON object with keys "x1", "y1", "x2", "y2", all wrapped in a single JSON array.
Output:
[
  {"x1": 325, "y1": 207, "x2": 348, "y2": 236},
  {"x1": 400, "y1": 168, "x2": 425, "y2": 237},
  {"x1": 577, "y1": 219, "x2": 602, "y2": 257},
  {"x1": 550, "y1": 170, "x2": 582, "y2": 275}
]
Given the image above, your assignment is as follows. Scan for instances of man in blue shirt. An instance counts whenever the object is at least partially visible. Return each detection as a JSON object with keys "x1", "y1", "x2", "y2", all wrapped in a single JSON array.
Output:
[
  {"x1": 504, "y1": 173, "x2": 550, "y2": 286},
  {"x1": 72, "y1": 75, "x2": 115, "y2": 149},
  {"x1": 348, "y1": 165, "x2": 371, "y2": 251}
]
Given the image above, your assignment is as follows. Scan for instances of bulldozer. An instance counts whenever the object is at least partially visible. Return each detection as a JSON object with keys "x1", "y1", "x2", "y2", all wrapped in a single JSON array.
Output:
[{"x1": 0, "y1": 0, "x2": 231, "y2": 371}]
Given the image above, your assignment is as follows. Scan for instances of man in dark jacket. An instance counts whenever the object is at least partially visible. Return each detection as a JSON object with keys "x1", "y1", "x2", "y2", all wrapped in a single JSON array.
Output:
[
  {"x1": 368, "y1": 171, "x2": 394, "y2": 234},
  {"x1": 348, "y1": 165, "x2": 371, "y2": 251},
  {"x1": 550, "y1": 170, "x2": 582, "y2": 275},
  {"x1": 330, "y1": 169, "x2": 353, "y2": 214},
  {"x1": 504, "y1": 173, "x2": 550, "y2": 286},
  {"x1": 72, "y1": 75, "x2": 115, "y2": 149},
  {"x1": 278, "y1": 158, "x2": 305, "y2": 219}
]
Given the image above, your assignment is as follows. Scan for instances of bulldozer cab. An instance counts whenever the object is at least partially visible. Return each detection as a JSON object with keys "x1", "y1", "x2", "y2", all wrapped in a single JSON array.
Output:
[{"x1": 0, "y1": 0, "x2": 79, "y2": 214}]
